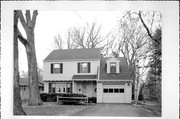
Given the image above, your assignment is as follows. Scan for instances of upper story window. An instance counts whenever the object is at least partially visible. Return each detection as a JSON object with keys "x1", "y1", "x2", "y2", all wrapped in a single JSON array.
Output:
[
  {"x1": 78, "y1": 62, "x2": 91, "y2": 73},
  {"x1": 51, "y1": 63, "x2": 63, "y2": 74},
  {"x1": 110, "y1": 62, "x2": 116, "y2": 73}
]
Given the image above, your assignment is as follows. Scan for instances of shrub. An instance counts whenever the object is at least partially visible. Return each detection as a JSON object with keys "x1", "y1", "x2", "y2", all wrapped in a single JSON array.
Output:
[
  {"x1": 40, "y1": 93, "x2": 86, "y2": 102},
  {"x1": 88, "y1": 97, "x2": 96, "y2": 103},
  {"x1": 138, "y1": 94, "x2": 144, "y2": 101}
]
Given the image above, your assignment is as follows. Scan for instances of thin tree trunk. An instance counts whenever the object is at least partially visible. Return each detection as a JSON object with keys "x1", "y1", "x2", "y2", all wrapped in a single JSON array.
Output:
[{"x1": 13, "y1": 11, "x2": 26, "y2": 115}]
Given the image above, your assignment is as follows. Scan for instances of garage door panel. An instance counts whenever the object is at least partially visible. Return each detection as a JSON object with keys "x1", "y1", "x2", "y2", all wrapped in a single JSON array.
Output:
[
  {"x1": 102, "y1": 84, "x2": 125, "y2": 103},
  {"x1": 103, "y1": 85, "x2": 124, "y2": 88},
  {"x1": 103, "y1": 97, "x2": 124, "y2": 103}
]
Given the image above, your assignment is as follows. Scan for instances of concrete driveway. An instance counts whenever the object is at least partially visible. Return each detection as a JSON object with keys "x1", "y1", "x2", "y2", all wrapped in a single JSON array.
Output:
[{"x1": 72, "y1": 103, "x2": 157, "y2": 117}]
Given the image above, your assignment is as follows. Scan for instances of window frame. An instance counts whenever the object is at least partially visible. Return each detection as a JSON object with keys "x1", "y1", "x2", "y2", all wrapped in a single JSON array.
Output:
[
  {"x1": 51, "y1": 63, "x2": 63, "y2": 74},
  {"x1": 119, "y1": 88, "x2": 124, "y2": 93},
  {"x1": 103, "y1": 88, "x2": 108, "y2": 93},
  {"x1": 78, "y1": 62, "x2": 91, "y2": 73},
  {"x1": 110, "y1": 62, "x2": 116, "y2": 73},
  {"x1": 114, "y1": 88, "x2": 119, "y2": 93},
  {"x1": 103, "y1": 88, "x2": 125, "y2": 93}
]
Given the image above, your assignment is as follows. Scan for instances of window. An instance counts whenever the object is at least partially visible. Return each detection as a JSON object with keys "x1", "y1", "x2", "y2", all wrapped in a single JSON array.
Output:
[
  {"x1": 51, "y1": 83, "x2": 56, "y2": 93},
  {"x1": 103, "y1": 88, "x2": 124, "y2": 93},
  {"x1": 114, "y1": 88, "x2": 119, "y2": 93},
  {"x1": 51, "y1": 63, "x2": 63, "y2": 74},
  {"x1": 78, "y1": 62, "x2": 90, "y2": 73},
  {"x1": 109, "y1": 88, "x2": 113, "y2": 93},
  {"x1": 103, "y1": 88, "x2": 108, "y2": 93},
  {"x1": 110, "y1": 62, "x2": 116, "y2": 73},
  {"x1": 58, "y1": 87, "x2": 61, "y2": 92},
  {"x1": 63, "y1": 88, "x2": 66, "y2": 92},
  {"x1": 66, "y1": 83, "x2": 72, "y2": 93},
  {"x1": 120, "y1": 89, "x2": 124, "y2": 93}
]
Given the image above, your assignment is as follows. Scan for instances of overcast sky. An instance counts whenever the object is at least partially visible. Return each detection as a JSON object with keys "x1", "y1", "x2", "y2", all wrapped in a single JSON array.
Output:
[{"x1": 18, "y1": 10, "x2": 124, "y2": 73}]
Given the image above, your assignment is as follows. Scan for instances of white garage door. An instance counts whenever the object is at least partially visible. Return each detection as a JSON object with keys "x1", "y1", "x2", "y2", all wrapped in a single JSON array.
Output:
[{"x1": 103, "y1": 85, "x2": 125, "y2": 103}]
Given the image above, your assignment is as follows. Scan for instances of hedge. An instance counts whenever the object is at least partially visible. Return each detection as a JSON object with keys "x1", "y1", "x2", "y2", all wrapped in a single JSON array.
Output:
[{"x1": 40, "y1": 93, "x2": 86, "y2": 102}]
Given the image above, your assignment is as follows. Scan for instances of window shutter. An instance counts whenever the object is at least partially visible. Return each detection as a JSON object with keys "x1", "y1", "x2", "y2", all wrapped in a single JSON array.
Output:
[
  {"x1": 88, "y1": 62, "x2": 91, "y2": 73},
  {"x1": 60, "y1": 63, "x2": 63, "y2": 73},
  {"x1": 77, "y1": 63, "x2": 80, "y2": 73},
  {"x1": 51, "y1": 64, "x2": 53, "y2": 74},
  {"x1": 105, "y1": 63, "x2": 107, "y2": 72}
]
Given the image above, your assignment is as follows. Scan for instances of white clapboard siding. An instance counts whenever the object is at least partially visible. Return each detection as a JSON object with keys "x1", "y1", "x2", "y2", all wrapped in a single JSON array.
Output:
[
  {"x1": 124, "y1": 83, "x2": 132, "y2": 103},
  {"x1": 43, "y1": 60, "x2": 100, "y2": 81},
  {"x1": 97, "y1": 82, "x2": 103, "y2": 103}
]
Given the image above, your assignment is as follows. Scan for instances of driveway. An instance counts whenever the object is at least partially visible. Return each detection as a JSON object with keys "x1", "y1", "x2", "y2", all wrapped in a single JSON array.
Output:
[{"x1": 72, "y1": 103, "x2": 158, "y2": 117}]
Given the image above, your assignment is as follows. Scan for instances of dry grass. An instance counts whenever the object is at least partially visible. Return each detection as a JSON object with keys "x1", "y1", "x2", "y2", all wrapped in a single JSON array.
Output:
[
  {"x1": 140, "y1": 103, "x2": 161, "y2": 116},
  {"x1": 22, "y1": 102, "x2": 92, "y2": 116}
]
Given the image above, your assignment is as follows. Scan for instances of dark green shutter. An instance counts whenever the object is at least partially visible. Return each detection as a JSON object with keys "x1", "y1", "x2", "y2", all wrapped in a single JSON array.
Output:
[
  {"x1": 88, "y1": 62, "x2": 91, "y2": 73},
  {"x1": 78, "y1": 63, "x2": 80, "y2": 73},
  {"x1": 105, "y1": 63, "x2": 107, "y2": 72},
  {"x1": 51, "y1": 64, "x2": 53, "y2": 73},
  {"x1": 60, "y1": 63, "x2": 63, "y2": 73}
]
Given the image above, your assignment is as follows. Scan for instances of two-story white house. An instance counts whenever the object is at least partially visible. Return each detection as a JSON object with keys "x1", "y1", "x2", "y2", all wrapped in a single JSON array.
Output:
[{"x1": 43, "y1": 48, "x2": 132, "y2": 103}]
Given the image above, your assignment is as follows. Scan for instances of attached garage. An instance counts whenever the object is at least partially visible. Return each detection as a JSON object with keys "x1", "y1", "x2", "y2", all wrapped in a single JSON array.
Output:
[
  {"x1": 103, "y1": 84, "x2": 125, "y2": 103},
  {"x1": 97, "y1": 81, "x2": 132, "y2": 103},
  {"x1": 97, "y1": 57, "x2": 132, "y2": 104}
]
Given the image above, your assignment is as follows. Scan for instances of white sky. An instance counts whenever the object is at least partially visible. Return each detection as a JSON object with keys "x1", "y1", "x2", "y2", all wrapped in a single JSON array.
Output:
[{"x1": 18, "y1": 10, "x2": 124, "y2": 72}]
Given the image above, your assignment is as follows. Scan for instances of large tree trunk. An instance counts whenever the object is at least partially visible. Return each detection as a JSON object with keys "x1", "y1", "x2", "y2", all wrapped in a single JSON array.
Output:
[
  {"x1": 13, "y1": 11, "x2": 26, "y2": 115},
  {"x1": 26, "y1": 30, "x2": 42, "y2": 106},
  {"x1": 17, "y1": 10, "x2": 42, "y2": 106}
]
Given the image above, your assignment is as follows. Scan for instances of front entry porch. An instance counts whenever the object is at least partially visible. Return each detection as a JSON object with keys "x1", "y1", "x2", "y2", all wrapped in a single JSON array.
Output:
[
  {"x1": 44, "y1": 80, "x2": 97, "y2": 98},
  {"x1": 73, "y1": 80, "x2": 97, "y2": 97}
]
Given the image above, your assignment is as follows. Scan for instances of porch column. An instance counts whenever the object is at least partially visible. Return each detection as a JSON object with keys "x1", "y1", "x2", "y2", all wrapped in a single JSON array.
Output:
[
  {"x1": 44, "y1": 82, "x2": 49, "y2": 93},
  {"x1": 72, "y1": 81, "x2": 75, "y2": 93},
  {"x1": 97, "y1": 82, "x2": 103, "y2": 103}
]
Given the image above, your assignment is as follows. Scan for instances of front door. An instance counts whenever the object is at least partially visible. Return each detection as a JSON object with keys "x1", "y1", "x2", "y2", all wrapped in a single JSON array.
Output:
[
  {"x1": 66, "y1": 83, "x2": 72, "y2": 93},
  {"x1": 82, "y1": 82, "x2": 87, "y2": 95}
]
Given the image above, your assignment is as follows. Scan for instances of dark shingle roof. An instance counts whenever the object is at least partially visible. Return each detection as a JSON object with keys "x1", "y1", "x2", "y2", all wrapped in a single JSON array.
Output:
[
  {"x1": 72, "y1": 75, "x2": 97, "y2": 79},
  {"x1": 44, "y1": 48, "x2": 101, "y2": 61},
  {"x1": 99, "y1": 57, "x2": 131, "y2": 80}
]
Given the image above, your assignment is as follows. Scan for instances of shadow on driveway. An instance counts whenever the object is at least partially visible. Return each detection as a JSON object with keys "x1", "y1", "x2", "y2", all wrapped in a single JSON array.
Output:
[{"x1": 72, "y1": 103, "x2": 159, "y2": 117}]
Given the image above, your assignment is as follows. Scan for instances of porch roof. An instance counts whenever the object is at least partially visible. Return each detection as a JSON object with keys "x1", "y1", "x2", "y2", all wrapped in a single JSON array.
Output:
[{"x1": 72, "y1": 75, "x2": 97, "y2": 80}]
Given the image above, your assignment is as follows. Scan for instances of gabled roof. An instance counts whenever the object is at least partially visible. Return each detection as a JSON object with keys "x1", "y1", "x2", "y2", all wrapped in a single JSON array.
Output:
[
  {"x1": 44, "y1": 48, "x2": 101, "y2": 61},
  {"x1": 99, "y1": 57, "x2": 131, "y2": 80}
]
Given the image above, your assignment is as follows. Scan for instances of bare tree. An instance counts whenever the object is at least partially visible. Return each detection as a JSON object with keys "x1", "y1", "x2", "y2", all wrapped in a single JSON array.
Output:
[
  {"x1": 137, "y1": 11, "x2": 162, "y2": 103},
  {"x1": 53, "y1": 34, "x2": 63, "y2": 50},
  {"x1": 52, "y1": 21, "x2": 106, "y2": 50},
  {"x1": 112, "y1": 11, "x2": 152, "y2": 103},
  {"x1": 13, "y1": 11, "x2": 26, "y2": 115},
  {"x1": 66, "y1": 29, "x2": 74, "y2": 49},
  {"x1": 17, "y1": 10, "x2": 42, "y2": 106},
  {"x1": 71, "y1": 22, "x2": 104, "y2": 49}
]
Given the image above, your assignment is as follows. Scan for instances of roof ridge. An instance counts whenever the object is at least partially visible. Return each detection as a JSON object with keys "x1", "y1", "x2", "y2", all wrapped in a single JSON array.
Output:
[
  {"x1": 52, "y1": 47, "x2": 102, "y2": 51},
  {"x1": 44, "y1": 48, "x2": 102, "y2": 61}
]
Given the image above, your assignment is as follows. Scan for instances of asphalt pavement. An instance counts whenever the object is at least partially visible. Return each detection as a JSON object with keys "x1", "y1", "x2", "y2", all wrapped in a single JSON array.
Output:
[{"x1": 72, "y1": 103, "x2": 158, "y2": 117}]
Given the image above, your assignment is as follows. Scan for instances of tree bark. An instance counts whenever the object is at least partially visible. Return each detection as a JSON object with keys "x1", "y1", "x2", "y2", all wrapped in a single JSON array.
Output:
[
  {"x1": 13, "y1": 11, "x2": 26, "y2": 115},
  {"x1": 26, "y1": 30, "x2": 42, "y2": 106},
  {"x1": 17, "y1": 10, "x2": 42, "y2": 106}
]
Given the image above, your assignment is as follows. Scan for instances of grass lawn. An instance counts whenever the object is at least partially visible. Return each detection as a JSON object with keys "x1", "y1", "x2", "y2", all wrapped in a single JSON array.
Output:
[
  {"x1": 23, "y1": 102, "x2": 93, "y2": 116},
  {"x1": 138, "y1": 101, "x2": 161, "y2": 116}
]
